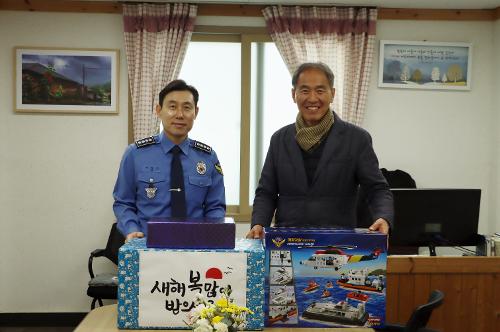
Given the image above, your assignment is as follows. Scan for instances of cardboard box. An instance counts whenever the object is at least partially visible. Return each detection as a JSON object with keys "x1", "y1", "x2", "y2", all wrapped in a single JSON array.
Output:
[
  {"x1": 264, "y1": 227, "x2": 387, "y2": 329},
  {"x1": 117, "y1": 238, "x2": 265, "y2": 330},
  {"x1": 147, "y1": 217, "x2": 235, "y2": 249}
]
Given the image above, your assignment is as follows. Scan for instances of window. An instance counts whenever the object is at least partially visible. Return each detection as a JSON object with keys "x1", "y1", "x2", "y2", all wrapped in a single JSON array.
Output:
[
  {"x1": 249, "y1": 42, "x2": 297, "y2": 205},
  {"x1": 154, "y1": 33, "x2": 299, "y2": 221},
  {"x1": 179, "y1": 41, "x2": 241, "y2": 206}
]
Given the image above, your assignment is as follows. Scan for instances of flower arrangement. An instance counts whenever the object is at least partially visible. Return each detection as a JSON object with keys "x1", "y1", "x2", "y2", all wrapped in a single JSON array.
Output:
[{"x1": 185, "y1": 286, "x2": 253, "y2": 332}]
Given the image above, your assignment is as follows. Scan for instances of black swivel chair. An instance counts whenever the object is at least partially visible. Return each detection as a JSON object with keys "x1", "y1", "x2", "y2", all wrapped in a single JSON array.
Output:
[
  {"x1": 86, "y1": 222, "x2": 125, "y2": 309},
  {"x1": 356, "y1": 168, "x2": 416, "y2": 228},
  {"x1": 377, "y1": 289, "x2": 445, "y2": 332}
]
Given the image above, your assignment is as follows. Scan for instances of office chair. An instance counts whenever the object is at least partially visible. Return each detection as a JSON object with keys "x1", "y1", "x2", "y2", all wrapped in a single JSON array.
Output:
[
  {"x1": 356, "y1": 168, "x2": 417, "y2": 228},
  {"x1": 377, "y1": 289, "x2": 445, "y2": 332},
  {"x1": 86, "y1": 222, "x2": 125, "y2": 310}
]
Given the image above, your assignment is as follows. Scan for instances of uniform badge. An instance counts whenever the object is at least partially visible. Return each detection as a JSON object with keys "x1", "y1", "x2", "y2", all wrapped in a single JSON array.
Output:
[
  {"x1": 135, "y1": 136, "x2": 157, "y2": 148},
  {"x1": 145, "y1": 180, "x2": 157, "y2": 198},
  {"x1": 215, "y1": 162, "x2": 223, "y2": 176},
  {"x1": 196, "y1": 161, "x2": 207, "y2": 175},
  {"x1": 192, "y1": 140, "x2": 212, "y2": 154}
]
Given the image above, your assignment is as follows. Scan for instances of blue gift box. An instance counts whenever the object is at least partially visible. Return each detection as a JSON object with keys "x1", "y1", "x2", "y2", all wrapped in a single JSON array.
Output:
[
  {"x1": 117, "y1": 238, "x2": 265, "y2": 330},
  {"x1": 146, "y1": 217, "x2": 236, "y2": 249},
  {"x1": 264, "y1": 227, "x2": 387, "y2": 329}
]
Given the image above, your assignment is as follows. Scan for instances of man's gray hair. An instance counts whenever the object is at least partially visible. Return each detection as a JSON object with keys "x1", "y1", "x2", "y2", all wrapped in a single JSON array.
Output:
[{"x1": 292, "y1": 62, "x2": 335, "y2": 88}]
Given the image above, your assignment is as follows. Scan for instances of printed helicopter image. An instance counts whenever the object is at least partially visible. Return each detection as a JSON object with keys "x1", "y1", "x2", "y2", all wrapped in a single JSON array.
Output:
[{"x1": 299, "y1": 245, "x2": 384, "y2": 271}]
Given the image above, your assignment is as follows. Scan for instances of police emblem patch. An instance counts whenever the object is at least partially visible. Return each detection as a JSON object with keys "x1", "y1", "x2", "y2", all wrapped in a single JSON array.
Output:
[
  {"x1": 215, "y1": 162, "x2": 223, "y2": 176},
  {"x1": 196, "y1": 161, "x2": 207, "y2": 175},
  {"x1": 145, "y1": 186, "x2": 157, "y2": 198}
]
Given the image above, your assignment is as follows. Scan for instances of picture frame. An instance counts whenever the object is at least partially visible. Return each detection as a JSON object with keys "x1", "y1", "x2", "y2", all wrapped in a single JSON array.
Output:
[
  {"x1": 15, "y1": 47, "x2": 119, "y2": 114},
  {"x1": 378, "y1": 41, "x2": 472, "y2": 90}
]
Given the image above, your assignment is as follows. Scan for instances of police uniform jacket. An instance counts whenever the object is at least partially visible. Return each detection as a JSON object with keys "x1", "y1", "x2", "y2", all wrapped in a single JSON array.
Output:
[
  {"x1": 251, "y1": 112, "x2": 393, "y2": 228},
  {"x1": 113, "y1": 133, "x2": 225, "y2": 236}
]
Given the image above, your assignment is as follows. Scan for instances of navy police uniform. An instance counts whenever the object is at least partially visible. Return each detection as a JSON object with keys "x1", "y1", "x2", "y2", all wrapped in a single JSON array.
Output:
[{"x1": 113, "y1": 134, "x2": 226, "y2": 236}]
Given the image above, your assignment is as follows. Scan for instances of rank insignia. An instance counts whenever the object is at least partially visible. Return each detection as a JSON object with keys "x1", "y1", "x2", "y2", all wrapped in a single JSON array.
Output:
[
  {"x1": 215, "y1": 162, "x2": 223, "y2": 176},
  {"x1": 196, "y1": 161, "x2": 207, "y2": 175},
  {"x1": 135, "y1": 136, "x2": 156, "y2": 148},
  {"x1": 192, "y1": 140, "x2": 212, "y2": 154}
]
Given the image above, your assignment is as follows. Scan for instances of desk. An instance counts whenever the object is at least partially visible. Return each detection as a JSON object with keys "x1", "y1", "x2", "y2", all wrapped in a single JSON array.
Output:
[
  {"x1": 75, "y1": 304, "x2": 374, "y2": 332},
  {"x1": 386, "y1": 256, "x2": 500, "y2": 332}
]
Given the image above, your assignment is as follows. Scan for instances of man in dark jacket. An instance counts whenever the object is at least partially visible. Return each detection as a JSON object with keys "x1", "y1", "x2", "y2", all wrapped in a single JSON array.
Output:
[{"x1": 247, "y1": 62, "x2": 393, "y2": 239}]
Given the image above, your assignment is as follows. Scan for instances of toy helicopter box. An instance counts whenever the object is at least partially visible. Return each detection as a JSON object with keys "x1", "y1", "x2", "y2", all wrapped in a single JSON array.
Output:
[
  {"x1": 117, "y1": 238, "x2": 265, "y2": 330},
  {"x1": 264, "y1": 227, "x2": 387, "y2": 329}
]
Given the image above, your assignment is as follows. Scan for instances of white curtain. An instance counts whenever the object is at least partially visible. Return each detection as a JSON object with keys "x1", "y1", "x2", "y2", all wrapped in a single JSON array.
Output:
[
  {"x1": 123, "y1": 3, "x2": 197, "y2": 140},
  {"x1": 262, "y1": 6, "x2": 377, "y2": 125}
]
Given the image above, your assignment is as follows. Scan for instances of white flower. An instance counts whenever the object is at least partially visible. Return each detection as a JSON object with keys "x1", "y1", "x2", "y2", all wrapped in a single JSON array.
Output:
[
  {"x1": 213, "y1": 322, "x2": 229, "y2": 332},
  {"x1": 189, "y1": 304, "x2": 206, "y2": 322},
  {"x1": 193, "y1": 326, "x2": 212, "y2": 332},
  {"x1": 193, "y1": 319, "x2": 212, "y2": 332},
  {"x1": 195, "y1": 293, "x2": 207, "y2": 303}
]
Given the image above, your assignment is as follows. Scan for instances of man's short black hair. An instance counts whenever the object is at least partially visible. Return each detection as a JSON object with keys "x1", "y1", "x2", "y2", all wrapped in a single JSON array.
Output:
[
  {"x1": 292, "y1": 62, "x2": 335, "y2": 88},
  {"x1": 158, "y1": 79, "x2": 199, "y2": 107}
]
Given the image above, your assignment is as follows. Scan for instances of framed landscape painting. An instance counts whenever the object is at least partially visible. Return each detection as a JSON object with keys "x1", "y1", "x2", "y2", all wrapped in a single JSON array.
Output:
[
  {"x1": 15, "y1": 47, "x2": 119, "y2": 113},
  {"x1": 378, "y1": 41, "x2": 471, "y2": 90}
]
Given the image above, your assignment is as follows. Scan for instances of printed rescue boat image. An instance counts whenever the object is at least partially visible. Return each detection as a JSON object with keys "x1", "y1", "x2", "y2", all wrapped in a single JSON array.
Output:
[{"x1": 303, "y1": 280, "x2": 320, "y2": 293}]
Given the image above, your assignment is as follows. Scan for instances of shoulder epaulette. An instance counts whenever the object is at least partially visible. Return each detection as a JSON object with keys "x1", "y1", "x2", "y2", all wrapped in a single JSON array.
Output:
[
  {"x1": 135, "y1": 136, "x2": 157, "y2": 148},
  {"x1": 192, "y1": 140, "x2": 212, "y2": 154}
]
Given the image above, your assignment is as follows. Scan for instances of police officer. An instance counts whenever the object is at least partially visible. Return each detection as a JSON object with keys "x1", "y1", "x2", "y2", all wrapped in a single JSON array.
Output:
[{"x1": 113, "y1": 80, "x2": 225, "y2": 242}]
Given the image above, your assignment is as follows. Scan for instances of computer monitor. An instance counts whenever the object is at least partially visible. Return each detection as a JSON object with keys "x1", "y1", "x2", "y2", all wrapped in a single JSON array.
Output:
[{"x1": 389, "y1": 188, "x2": 481, "y2": 255}]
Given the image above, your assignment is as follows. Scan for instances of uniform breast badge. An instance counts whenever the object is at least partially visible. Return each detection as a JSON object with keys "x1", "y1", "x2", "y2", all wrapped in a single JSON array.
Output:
[
  {"x1": 196, "y1": 161, "x2": 207, "y2": 175},
  {"x1": 145, "y1": 179, "x2": 157, "y2": 199}
]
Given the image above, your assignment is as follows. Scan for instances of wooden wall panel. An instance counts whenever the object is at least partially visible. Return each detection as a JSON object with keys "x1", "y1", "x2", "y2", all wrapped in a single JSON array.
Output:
[
  {"x1": 443, "y1": 275, "x2": 462, "y2": 332},
  {"x1": 460, "y1": 274, "x2": 479, "y2": 332},
  {"x1": 428, "y1": 274, "x2": 446, "y2": 331},
  {"x1": 396, "y1": 274, "x2": 415, "y2": 324},
  {"x1": 494, "y1": 274, "x2": 500, "y2": 332},
  {"x1": 476, "y1": 275, "x2": 494, "y2": 332},
  {"x1": 385, "y1": 273, "x2": 399, "y2": 323},
  {"x1": 412, "y1": 274, "x2": 431, "y2": 309},
  {"x1": 386, "y1": 257, "x2": 500, "y2": 332}
]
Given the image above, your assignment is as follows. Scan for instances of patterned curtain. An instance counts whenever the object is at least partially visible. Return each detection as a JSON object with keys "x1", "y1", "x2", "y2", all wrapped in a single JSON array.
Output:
[
  {"x1": 123, "y1": 3, "x2": 197, "y2": 140},
  {"x1": 262, "y1": 6, "x2": 377, "y2": 126}
]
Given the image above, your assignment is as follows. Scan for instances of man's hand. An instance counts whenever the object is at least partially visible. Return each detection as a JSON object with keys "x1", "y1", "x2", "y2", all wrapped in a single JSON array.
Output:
[
  {"x1": 126, "y1": 231, "x2": 144, "y2": 243},
  {"x1": 246, "y1": 225, "x2": 264, "y2": 239},
  {"x1": 368, "y1": 218, "x2": 389, "y2": 235}
]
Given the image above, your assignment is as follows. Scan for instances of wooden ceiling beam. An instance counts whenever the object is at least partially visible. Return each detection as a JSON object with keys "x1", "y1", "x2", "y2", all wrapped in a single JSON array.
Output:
[
  {"x1": 0, "y1": 0, "x2": 120, "y2": 13},
  {"x1": 378, "y1": 8, "x2": 495, "y2": 21},
  {"x1": 0, "y1": 1, "x2": 498, "y2": 21}
]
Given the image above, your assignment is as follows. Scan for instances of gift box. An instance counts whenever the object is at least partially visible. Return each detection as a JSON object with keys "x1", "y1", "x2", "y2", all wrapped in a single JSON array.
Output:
[
  {"x1": 117, "y1": 238, "x2": 265, "y2": 330},
  {"x1": 264, "y1": 227, "x2": 387, "y2": 329},
  {"x1": 146, "y1": 217, "x2": 235, "y2": 249}
]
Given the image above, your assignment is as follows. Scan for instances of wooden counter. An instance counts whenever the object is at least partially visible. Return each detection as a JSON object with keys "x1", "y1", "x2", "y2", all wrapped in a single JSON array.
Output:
[{"x1": 386, "y1": 256, "x2": 500, "y2": 332}]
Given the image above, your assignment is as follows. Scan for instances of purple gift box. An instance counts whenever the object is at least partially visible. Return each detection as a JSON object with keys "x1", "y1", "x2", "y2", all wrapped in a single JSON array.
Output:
[{"x1": 146, "y1": 217, "x2": 235, "y2": 249}]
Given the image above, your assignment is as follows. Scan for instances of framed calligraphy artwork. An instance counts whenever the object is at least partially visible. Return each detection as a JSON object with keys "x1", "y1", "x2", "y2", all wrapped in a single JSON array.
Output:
[{"x1": 378, "y1": 41, "x2": 472, "y2": 90}]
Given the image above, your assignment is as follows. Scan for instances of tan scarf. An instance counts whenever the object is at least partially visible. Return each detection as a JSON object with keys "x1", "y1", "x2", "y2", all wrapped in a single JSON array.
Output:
[{"x1": 295, "y1": 110, "x2": 334, "y2": 151}]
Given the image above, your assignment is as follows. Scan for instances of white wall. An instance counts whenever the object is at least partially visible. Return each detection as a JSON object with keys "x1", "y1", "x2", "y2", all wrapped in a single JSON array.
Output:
[
  {"x1": 363, "y1": 20, "x2": 497, "y2": 235},
  {"x1": 493, "y1": 19, "x2": 500, "y2": 233},
  {"x1": 0, "y1": 11, "x2": 129, "y2": 312},
  {"x1": 0, "y1": 10, "x2": 498, "y2": 313}
]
